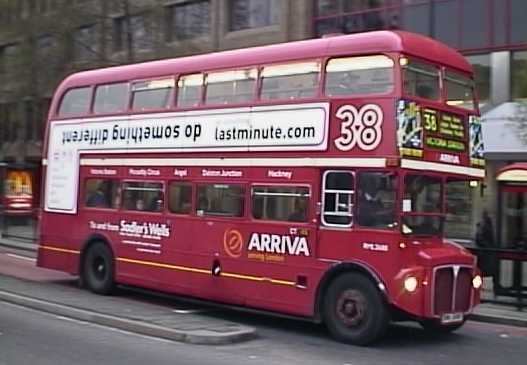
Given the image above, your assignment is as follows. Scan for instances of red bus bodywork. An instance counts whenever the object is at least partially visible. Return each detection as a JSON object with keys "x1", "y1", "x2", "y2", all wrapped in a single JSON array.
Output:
[{"x1": 38, "y1": 31, "x2": 484, "y2": 344}]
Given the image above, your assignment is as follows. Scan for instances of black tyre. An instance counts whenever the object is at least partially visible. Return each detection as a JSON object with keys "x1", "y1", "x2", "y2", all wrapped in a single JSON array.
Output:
[
  {"x1": 83, "y1": 242, "x2": 115, "y2": 295},
  {"x1": 323, "y1": 273, "x2": 389, "y2": 345},
  {"x1": 420, "y1": 319, "x2": 466, "y2": 334}
]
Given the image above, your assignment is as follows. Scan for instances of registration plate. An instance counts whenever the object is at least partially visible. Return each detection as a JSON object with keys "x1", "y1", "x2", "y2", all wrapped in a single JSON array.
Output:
[{"x1": 440, "y1": 312, "x2": 464, "y2": 324}]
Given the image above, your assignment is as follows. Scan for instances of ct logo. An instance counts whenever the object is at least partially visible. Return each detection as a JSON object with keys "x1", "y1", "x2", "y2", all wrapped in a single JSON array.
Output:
[
  {"x1": 334, "y1": 104, "x2": 383, "y2": 151},
  {"x1": 223, "y1": 229, "x2": 244, "y2": 258}
]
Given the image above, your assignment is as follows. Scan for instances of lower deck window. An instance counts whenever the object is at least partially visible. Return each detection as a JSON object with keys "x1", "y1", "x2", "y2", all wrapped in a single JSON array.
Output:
[
  {"x1": 122, "y1": 181, "x2": 164, "y2": 212},
  {"x1": 84, "y1": 178, "x2": 119, "y2": 209},
  {"x1": 197, "y1": 184, "x2": 244, "y2": 217},
  {"x1": 252, "y1": 186, "x2": 310, "y2": 222}
]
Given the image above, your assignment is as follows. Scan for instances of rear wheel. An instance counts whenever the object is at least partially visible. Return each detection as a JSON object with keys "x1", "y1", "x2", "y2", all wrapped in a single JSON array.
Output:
[
  {"x1": 83, "y1": 242, "x2": 115, "y2": 295},
  {"x1": 323, "y1": 273, "x2": 389, "y2": 345}
]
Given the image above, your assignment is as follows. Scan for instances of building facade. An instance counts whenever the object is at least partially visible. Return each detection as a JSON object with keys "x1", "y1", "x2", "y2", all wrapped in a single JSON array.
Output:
[{"x1": 0, "y1": 0, "x2": 526, "y2": 245}]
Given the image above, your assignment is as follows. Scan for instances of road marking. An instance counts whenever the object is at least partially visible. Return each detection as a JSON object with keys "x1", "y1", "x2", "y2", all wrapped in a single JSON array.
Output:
[
  {"x1": 6, "y1": 253, "x2": 36, "y2": 262},
  {"x1": 172, "y1": 309, "x2": 209, "y2": 314}
]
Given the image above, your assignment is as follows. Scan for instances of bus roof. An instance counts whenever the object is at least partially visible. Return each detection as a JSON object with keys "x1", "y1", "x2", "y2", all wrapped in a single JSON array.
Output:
[{"x1": 57, "y1": 30, "x2": 472, "y2": 92}]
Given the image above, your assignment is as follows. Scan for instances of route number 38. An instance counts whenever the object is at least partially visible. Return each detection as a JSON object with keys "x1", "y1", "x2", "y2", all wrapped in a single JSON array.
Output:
[{"x1": 334, "y1": 104, "x2": 384, "y2": 151}]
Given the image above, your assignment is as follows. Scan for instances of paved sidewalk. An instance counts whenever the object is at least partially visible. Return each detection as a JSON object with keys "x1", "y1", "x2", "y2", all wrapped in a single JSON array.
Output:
[{"x1": 0, "y1": 274, "x2": 256, "y2": 345}]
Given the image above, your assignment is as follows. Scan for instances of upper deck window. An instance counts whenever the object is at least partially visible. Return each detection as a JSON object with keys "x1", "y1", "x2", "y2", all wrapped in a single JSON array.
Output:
[
  {"x1": 94, "y1": 82, "x2": 129, "y2": 114},
  {"x1": 402, "y1": 59, "x2": 440, "y2": 100},
  {"x1": 325, "y1": 55, "x2": 394, "y2": 96},
  {"x1": 260, "y1": 61, "x2": 320, "y2": 100},
  {"x1": 131, "y1": 78, "x2": 175, "y2": 111},
  {"x1": 58, "y1": 87, "x2": 91, "y2": 117},
  {"x1": 177, "y1": 74, "x2": 203, "y2": 107},
  {"x1": 445, "y1": 70, "x2": 475, "y2": 110},
  {"x1": 205, "y1": 68, "x2": 257, "y2": 104}
]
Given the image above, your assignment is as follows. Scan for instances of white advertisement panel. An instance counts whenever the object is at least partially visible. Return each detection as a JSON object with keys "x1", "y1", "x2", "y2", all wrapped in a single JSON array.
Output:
[{"x1": 45, "y1": 103, "x2": 329, "y2": 213}]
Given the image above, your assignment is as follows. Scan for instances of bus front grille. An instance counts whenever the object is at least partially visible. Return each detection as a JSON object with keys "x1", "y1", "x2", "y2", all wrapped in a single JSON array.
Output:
[{"x1": 433, "y1": 266, "x2": 472, "y2": 316}]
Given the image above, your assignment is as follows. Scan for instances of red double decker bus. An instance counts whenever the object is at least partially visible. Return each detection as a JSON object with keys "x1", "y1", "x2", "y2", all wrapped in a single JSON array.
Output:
[{"x1": 38, "y1": 31, "x2": 485, "y2": 345}]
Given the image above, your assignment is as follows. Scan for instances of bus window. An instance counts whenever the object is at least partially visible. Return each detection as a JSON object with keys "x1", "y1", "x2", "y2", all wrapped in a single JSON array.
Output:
[
  {"x1": 58, "y1": 87, "x2": 91, "y2": 117},
  {"x1": 402, "y1": 174, "x2": 443, "y2": 235},
  {"x1": 132, "y1": 78, "x2": 175, "y2": 111},
  {"x1": 357, "y1": 172, "x2": 397, "y2": 229},
  {"x1": 197, "y1": 184, "x2": 244, "y2": 217},
  {"x1": 325, "y1": 55, "x2": 394, "y2": 96},
  {"x1": 177, "y1": 74, "x2": 203, "y2": 107},
  {"x1": 94, "y1": 82, "x2": 129, "y2": 114},
  {"x1": 402, "y1": 59, "x2": 440, "y2": 100},
  {"x1": 168, "y1": 182, "x2": 192, "y2": 214},
  {"x1": 445, "y1": 70, "x2": 475, "y2": 110},
  {"x1": 252, "y1": 186, "x2": 310, "y2": 222},
  {"x1": 205, "y1": 68, "x2": 257, "y2": 104},
  {"x1": 322, "y1": 171, "x2": 354, "y2": 227},
  {"x1": 85, "y1": 178, "x2": 119, "y2": 209},
  {"x1": 260, "y1": 61, "x2": 320, "y2": 100},
  {"x1": 122, "y1": 181, "x2": 164, "y2": 212}
]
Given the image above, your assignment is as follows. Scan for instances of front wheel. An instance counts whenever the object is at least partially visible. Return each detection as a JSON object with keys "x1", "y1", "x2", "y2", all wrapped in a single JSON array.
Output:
[
  {"x1": 83, "y1": 242, "x2": 115, "y2": 295},
  {"x1": 323, "y1": 273, "x2": 389, "y2": 345}
]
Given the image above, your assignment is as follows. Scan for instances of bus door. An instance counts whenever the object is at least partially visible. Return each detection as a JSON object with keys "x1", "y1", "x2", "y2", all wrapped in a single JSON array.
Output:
[
  {"x1": 242, "y1": 183, "x2": 318, "y2": 316},
  {"x1": 191, "y1": 182, "x2": 246, "y2": 304}
]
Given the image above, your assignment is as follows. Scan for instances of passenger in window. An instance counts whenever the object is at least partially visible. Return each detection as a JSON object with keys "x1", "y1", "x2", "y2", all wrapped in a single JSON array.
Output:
[
  {"x1": 358, "y1": 175, "x2": 395, "y2": 228},
  {"x1": 86, "y1": 182, "x2": 110, "y2": 208},
  {"x1": 148, "y1": 191, "x2": 164, "y2": 212},
  {"x1": 288, "y1": 198, "x2": 307, "y2": 222},
  {"x1": 136, "y1": 199, "x2": 145, "y2": 211}
]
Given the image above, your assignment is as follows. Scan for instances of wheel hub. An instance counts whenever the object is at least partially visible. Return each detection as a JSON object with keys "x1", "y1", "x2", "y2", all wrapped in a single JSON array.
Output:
[{"x1": 336, "y1": 289, "x2": 366, "y2": 327}]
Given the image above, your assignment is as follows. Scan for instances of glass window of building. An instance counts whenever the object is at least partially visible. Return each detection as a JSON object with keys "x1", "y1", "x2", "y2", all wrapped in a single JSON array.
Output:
[
  {"x1": 512, "y1": 51, "x2": 527, "y2": 101},
  {"x1": 132, "y1": 79, "x2": 175, "y2": 111},
  {"x1": 229, "y1": 0, "x2": 280, "y2": 31},
  {"x1": 466, "y1": 54, "x2": 490, "y2": 108},
  {"x1": 205, "y1": 69, "x2": 257, "y2": 104},
  {"x1": 260, "y1": 62, "x2": 320, "y2": 100},
  {"x1": 325, "y1": 55, "x2": 394, "y2": 96},
  {"x1": 511, "y1": 0, "x2": 527, "y2": 45},
  {"x1": 460, "y1": 0, "x2": 487, "y2": 49},
  {"x1": 433, "y1": 0, "x2": 458, "y2": 48},
  {"x1": 94, "y1": 82, "x2": 129, "y2": 114},
  {"x1": 252, "y1": 186, "x2": 310, "y2": 222},
  {"x1": 166, "y1": 1, "x2": 210, "y2": 41},
  {"x1": 401, "y1": 1, "x2": 430, "y2": 37},
  {"x1": 445, "y1": 70, "x2": 475, "y2": 110},
  {"x1": 73, "y1": 24, "x2": 96, "y2": 61},
  {"x1": 402, "y1": 59, "x2": 440, "y2": 100},
  {"x1": 113, "y1": 15, "x2": 151, "y2": 52}
]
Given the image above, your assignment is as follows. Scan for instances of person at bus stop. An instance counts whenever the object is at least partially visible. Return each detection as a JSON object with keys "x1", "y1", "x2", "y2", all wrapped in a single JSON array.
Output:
[{"x1": 475, "y1": 211, "x2": 497, "y2": 288}]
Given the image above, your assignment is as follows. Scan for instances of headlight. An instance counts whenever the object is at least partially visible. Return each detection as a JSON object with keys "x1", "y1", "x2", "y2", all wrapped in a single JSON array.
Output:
[
  {"x1": 472, "y1": 275, "x2": 483, "y2": 289},
  {"x1": 404, "y1": 276, "x2": 418, "y2": 292}
]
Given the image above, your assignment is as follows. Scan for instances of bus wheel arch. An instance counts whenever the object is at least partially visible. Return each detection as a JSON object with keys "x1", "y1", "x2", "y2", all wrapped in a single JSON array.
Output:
[
  {"x1": 316, "y1": 263, "x2": 390, "y2": 345},
  {"x1": 80, "y1": 236, "x2": 115, "y2": 295}
]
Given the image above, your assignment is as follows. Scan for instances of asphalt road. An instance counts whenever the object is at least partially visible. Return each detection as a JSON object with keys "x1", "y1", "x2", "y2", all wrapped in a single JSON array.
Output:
[{"x1": 1, "y1": 246, "x2": 526, "y2": 365}]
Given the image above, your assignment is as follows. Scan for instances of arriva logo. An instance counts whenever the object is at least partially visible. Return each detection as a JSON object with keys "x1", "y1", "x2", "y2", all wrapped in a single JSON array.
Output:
[
  {"x1": 223, "y1": 229, "x2": 243, "y2": 258},
  {"x1": 247, "y1": 233, "x2": 310, "y2": 256}
]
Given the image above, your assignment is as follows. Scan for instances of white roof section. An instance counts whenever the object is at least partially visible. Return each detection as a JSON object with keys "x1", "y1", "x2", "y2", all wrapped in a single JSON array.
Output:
[{"x1": 482, "y1": 102, "x2": 527, "y2": 159}]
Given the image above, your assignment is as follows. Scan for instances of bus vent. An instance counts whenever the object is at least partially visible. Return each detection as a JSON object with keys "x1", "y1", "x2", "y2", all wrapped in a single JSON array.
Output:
[{"x1": 433, "y1": 266, "x2": 472, "y2": 316}]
